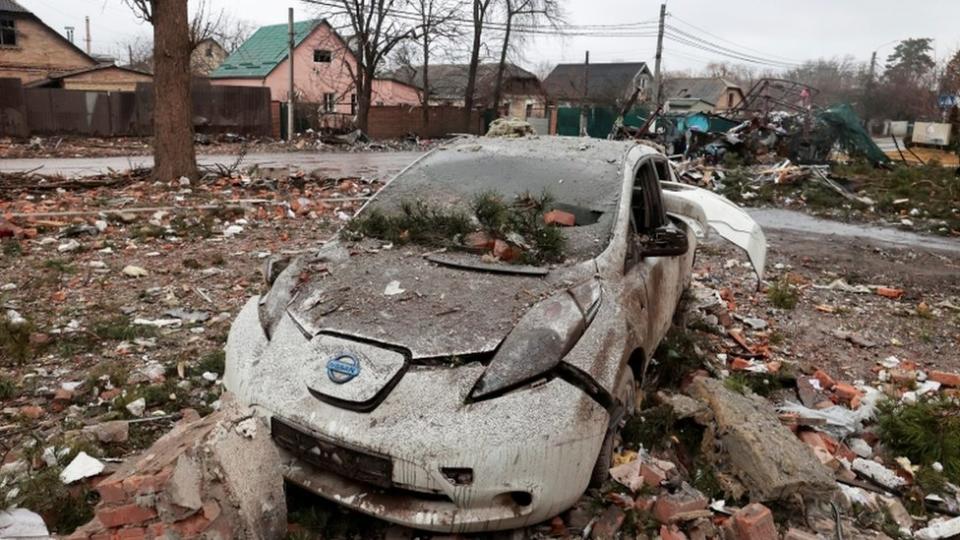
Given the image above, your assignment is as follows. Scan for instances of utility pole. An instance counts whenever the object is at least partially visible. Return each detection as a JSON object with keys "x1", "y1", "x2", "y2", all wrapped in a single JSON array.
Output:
[
  {"x1": 864, "y1": 50, "x2": 877, "y2": 129},
  {"x1": 128, "y1": 45, "x2": 134, "y2": 66},
  {"x1": 287, "y1": 8, "x2": 295, "y2": 142},
  {"x1": 580, "y1": 50, "x2": 589, "y2": 136},
  {"x1": 652, "y1": 2, "x2": 666, "y2": 107},
  {"x1": 84, "y1": 16, "x2": 91, "y2": 55}
]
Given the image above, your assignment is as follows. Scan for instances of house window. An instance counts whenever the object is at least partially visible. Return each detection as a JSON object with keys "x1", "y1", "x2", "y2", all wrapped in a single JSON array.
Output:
[
  {"x1": 323, "y1": 93, "x2": 336, "y2": 112},
  {"x1": 350, "y1": 94, "x2": 357, "y2": 115},
  {"x1": 205, "y1": 45, "x2": 213, "y2": 58},
  {"x1": 0, "y1": 19, "x2": 16, "y2": 47},
  {"x1": 727, "y1": 92, "x2": 734, "y2": 108},
  {"x1": 524, "y1": 103, "x2": 533, "y2": 118},
  {"x1": 314, "y1": 49, "x2": 332, "y2": 63}
]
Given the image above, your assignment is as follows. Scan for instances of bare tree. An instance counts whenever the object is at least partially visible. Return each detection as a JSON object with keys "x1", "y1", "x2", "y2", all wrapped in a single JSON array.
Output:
[
  {"x1": 490, "y1": 0, "x2": 560, "y2": 117},
  {"x1": 409, "y1": 0, "x2": 465, "y2": 126},
  {"x1": 124, "y1": 0, "x2": 197, "y2": 181},
  {"x1": 463, "y1": 0, "x2": 496, "y2": 129},
  {"x1": 214, "y1": 17, "x2": 257, "y2": 53},
  {"x1": 304, "y1": 0, "x2": 421, "y2": 133}
]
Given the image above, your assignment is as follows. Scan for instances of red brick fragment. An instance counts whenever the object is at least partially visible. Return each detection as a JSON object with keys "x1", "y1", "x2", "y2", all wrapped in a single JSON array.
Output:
[
  {"x1": 875, "y1": 287, "x2": 905, "y2": 299},
  {"x1": 463, "y1": 231, "x2": 495, "y2": 252},
  {"x1": 833, "y1": 383, "x2": 862, "y2": 403},
  {"x1": 653, "y1": 487, "x2": 708, "y2": 524},
  {"x1": 730, "y1": 357, "x2": 752, "y2": 371},
  {"x1": 813, "y1": 369, "x2": 835, "y2": 389},
  {"x1": 96, "y1": 480, "x2": 127, "y2": 505},
  {"x1": 96, "y1": 503, "x2": 158, "y2": 528},
  {"x1": 660, "y1": 524, "x2": 689, "y2": 540},
  {"x1": 732, "y1": 503, "x2": 777, "y2": 540},
  {"x1": 929, "y1": 370, "x2": 960, "y2": 387},
  {"x1": 543, "y1": 209, "x2": 576, "y2": 227}
]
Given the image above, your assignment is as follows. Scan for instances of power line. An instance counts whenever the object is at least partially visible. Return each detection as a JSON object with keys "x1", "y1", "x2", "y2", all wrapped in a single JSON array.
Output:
[
  {"x1": 665, "y1": 25, "x2": 802, "y2": 68},
  {"x1": 664, "y1": 32, "x2": 800, "y2": 69},
  {"x1": 668, "y1": 14, "x2": 803, "y2": 64}
]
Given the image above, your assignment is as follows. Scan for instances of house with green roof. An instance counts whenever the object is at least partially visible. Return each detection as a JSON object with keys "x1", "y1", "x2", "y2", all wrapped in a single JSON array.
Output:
[{"x1": 210, "y1": 19, "x2": 419, "y2": 114}]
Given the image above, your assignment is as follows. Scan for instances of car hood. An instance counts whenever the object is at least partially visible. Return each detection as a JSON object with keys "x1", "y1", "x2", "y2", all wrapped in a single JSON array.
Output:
[{"x1": 275, "y1": 242, "x2": 592, "y2": 360}]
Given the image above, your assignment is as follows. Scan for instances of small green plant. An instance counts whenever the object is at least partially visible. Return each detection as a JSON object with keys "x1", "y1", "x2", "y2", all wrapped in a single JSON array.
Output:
[
  {"x1": 647, "y1": 327, "x2": 707, "y2": 388},
  {"x1": 0, "y1": 318, "x2": 34, "y2": 365},
  {"x1": 724, "y1": 372, "x2": 785, "y2": 397},
  {"x1": 198, "y1": 349, "x2": 226, "y2": 375},
  {"x1": 43, "y1": 258, "x2": 76, "y2": 274},
  {"x1": 92, "y1": 316, "x2": 157, "y2": 341},
  {"x1": 0, "y1": 375, "x2": 16, "y2": 400},
  {"x1": 621, "y1": 404, "x2": 676, "y2": 451},
  {"x1": 4, "y1": 467, "x2": 94, "y2": 534},
  {"x1": 877, "y1": 397, "x2": 960, "y2": 483},
  {"x1": 2, "y1": 239, "x2": 22, "y2": 257},
  {"x1": 766, "y1": 279, "x2": 798, "y2": 309},
  {"x1": 345, "y1": 200, "x2": 472, "y2": 247}
]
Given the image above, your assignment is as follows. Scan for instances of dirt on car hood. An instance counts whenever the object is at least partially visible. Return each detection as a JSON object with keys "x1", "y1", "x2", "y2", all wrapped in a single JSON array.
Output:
[{"x1": 281, "y1": 243, "x2": 589, "y2": 360}]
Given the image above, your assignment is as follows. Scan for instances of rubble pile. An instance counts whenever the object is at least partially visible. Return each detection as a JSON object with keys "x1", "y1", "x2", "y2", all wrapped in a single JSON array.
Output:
[
  {"x1": 537, "y1": 237, "x2": 959, "y2": 540},
  {"x1": 0, "y1": 167, "x2": 381, "y2": 535},
  {"x1": 0, "y1": 133, "x2": 439, "y2": 159},
  {"x1": 66, "y1": 396, "x2": 287, "y2": 540}
]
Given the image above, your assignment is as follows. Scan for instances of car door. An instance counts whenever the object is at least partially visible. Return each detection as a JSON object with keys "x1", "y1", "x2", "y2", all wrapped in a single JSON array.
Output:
[{"x1": 622, "y1": 156, "x2": 687, "y2": 365}]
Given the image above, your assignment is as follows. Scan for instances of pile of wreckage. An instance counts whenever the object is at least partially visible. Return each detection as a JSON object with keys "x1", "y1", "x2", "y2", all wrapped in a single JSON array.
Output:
[{"x1": 636, "y1": 79, "x2": 890, "y2": 168}]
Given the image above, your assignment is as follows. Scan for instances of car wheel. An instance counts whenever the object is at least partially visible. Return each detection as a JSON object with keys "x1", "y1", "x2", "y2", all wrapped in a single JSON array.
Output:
[{"x1": 589, "y1": 369, "x2": 637, "y2": 487}]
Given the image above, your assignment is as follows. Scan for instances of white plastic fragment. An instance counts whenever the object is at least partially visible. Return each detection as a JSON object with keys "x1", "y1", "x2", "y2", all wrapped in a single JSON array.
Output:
[
  {"x1": 59, "y1": 451, "x2": 105, "y2": 484},
  {"x1": 915, "y1": 516, "x2": 960, "y2": 540},
  {"x1": 126, "y1": 397, "x2": 146, "y2": 417},
  {"x1": 223, "y1": 225, "x2": 244, "y2": 237},
  {"x1": 0, "y1": 508, "x2": 50, "y2": 539},
  {"x1": 122, "y1": 265, "x2": 149, "y2": 277},
  {"x1": 383, "y1": 280, "x2": 405, "y2": 296},
  {"x1": 851, "y1": 458, "x2": 907, "y2": 490}
]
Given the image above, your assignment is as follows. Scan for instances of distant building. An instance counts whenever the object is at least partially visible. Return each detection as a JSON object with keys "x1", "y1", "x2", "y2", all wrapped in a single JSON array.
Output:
[
  {"x1": 27, "y1": 64, "x2": 152, "y2": 91},
  {"x1": 191, "y1": 38, "x2": 228, "y2": 76},
  {"x1": 0, "y1": 0, "x2": 97, "y2": 84},
  {"x1": 390, "y1": 63, "x2": 548, "y2": 119},
  {"x1": 126, "y1": 38, "x2": 229, "y2": 77},
  {"x1": 543, "y1": 62, "x2": 652, "y2": 107},
  {"x1": 210, "y1": 19, "x2": 419, "y2": 111},
  {"x1": 662, "y1": 77, "x2": 744, "y2": 113}
]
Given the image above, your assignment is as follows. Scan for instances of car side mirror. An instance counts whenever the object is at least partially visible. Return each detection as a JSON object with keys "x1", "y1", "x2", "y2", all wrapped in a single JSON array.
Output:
[{"x1": 637, "y1": 226, "x2": 689, "y2": 257}]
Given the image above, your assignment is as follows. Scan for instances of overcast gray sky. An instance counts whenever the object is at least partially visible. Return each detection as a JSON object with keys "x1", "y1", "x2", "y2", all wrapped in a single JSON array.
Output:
[{"x1": 19, "y1": 0, "x2": 960, "y2": 73}]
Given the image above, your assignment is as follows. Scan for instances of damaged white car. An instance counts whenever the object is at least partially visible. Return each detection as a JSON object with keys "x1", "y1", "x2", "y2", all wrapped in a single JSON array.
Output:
[{"x1": 224, "y1": 137, "x2": 765, "y2": 532}]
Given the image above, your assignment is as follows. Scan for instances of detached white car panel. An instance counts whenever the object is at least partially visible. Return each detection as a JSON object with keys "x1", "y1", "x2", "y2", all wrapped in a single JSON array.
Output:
[{"x1": 661, "y1": 181, "x2": 767, "y2": 281}]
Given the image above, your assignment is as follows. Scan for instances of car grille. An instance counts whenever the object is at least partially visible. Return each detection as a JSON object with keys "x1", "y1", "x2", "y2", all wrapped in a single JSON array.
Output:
[{"x1": 271, "y1": 416, "x2": 393, "y2": 489}]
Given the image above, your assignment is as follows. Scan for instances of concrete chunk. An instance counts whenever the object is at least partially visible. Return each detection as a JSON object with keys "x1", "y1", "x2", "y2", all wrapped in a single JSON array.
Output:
[{"x1": 686, "y1": 377, "x2": 836, "y2": 501}]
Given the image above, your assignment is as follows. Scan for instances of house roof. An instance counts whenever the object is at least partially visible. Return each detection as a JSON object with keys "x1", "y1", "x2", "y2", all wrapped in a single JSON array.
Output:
[
  {"x1": 390, "y1": 63, "x2": 540, "y2": 102},
  {"x1": 25, "y1": 64, "x2": 153, "y2": 87},
  {"x1": 662, "y1": 77, "x2": 741, "y2": 107},
  {"x1": 0, "y1": 0, "x2": 98, "y2": 68},
  {"x1": 543, "y1": 62, "x2": 650, "y2": 101},
  {"x1": 210, "y1": 19, "x2": 321, "y2": 79},
  {"x1": 0, "y1": 0, "x2": 29, "y2": 13}
]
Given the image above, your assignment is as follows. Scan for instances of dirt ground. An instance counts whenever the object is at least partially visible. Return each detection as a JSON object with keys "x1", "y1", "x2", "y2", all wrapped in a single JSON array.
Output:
[
  {"x1": 696, "y1": 229, "x2": 960, "y2": 383},
  {"x1": 1, "y1": 149, "x2": 959, "y2": 537}
]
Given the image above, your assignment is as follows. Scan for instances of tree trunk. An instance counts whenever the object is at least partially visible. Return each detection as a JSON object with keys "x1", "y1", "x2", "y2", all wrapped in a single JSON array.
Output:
[
  {"x1": 421, "y1": 38, "x2": 430, "y2": 126},
  {"x1": 462, "y1": 0, "x2": 485, "y2": 131},
  {"x1": 492, "y1": 10, "x2": 513, "y2": 119},
  {"x1": 151, "y1": 0, "x2": 197, "y2": 181},
  {"x1": 355, "y1": 69, "x2": 375, "y2": 133}
]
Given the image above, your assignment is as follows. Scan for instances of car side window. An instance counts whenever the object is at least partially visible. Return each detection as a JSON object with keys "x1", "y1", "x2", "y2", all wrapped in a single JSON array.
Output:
[{"x1": 631, "y1": 160, "x2": 666, "y2": 234}]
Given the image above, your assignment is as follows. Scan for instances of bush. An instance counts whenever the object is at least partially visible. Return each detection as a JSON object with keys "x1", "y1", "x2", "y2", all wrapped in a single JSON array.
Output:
[{"x1": 877, "y1": 397, "x2": 960, "y2": 484}]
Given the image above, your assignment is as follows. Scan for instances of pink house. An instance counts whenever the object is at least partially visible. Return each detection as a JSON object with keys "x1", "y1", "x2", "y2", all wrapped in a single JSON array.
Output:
[{"x1": 210, "y1": 19, "x2": 419, "y2": 114}]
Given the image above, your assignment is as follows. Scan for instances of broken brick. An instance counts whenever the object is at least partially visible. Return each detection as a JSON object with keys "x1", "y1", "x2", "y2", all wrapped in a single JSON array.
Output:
[
  {"x1": 544, "y1": 209, "x2": 575, "y2": 227},
  {"x1": 19, "y1": 405, "x2": 43, "y2": 419},
  {"x1": 121, "y1": 469, "x2": 171, "y2": 496},
  {"x1": 590, "y1": 505, "x2": 624, "y2": 540},
  {"x1": 96, "y1": 480, "x2": 128, "y2": 505},
  {"x1": 875, "y1": 287, "x2": 905, "y2": 299},
  {"x1": 784, "y1": 528, "x2": 819, "y2": 540},
  {"x1": 463, "y1": 231, "x2": 495, "y2": 252},
  {"x1": 96, "y1": 504, "x2": 158, "y2": 528},
  {"x1": 730, "y1": 357, "x2": 752, "y2": 370},
  {"x1": 812, "y1": 369, "x2": 835, "y2": 389},
  {"x1": 833, "y1": 383, "x2": 862, "y2": 403},
  {"x1": 929, "y1": 370, "x2": 960, "y2": 387},
  {"x1": 660, "y1": 524, "x2": 689, "y2": 540},
  {"x1": 492, "y1": 239, "x2": 520, "y2": 262},
  {"x1": 652, "y1": 484, "x2": 708, "y2": 524},
  {"x1": 731, "y1": 503, "x2": 777, "y2": 540}
]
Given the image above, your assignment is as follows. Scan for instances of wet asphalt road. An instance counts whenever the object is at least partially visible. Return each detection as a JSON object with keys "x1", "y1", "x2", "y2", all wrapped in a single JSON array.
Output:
[{"x1": 3, "y1": 150, "x2": 959, "y2": 253}]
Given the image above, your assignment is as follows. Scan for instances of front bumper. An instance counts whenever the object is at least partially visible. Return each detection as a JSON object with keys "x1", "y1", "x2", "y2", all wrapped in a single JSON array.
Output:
[{"x1": 225, "y1": 297, "x2": 610, "y2": 533}]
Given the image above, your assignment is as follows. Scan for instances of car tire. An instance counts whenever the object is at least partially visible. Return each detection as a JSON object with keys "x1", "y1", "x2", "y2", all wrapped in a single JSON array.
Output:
[{"x1": 589, "y1": 369, "x2": 637, "y2": 488}]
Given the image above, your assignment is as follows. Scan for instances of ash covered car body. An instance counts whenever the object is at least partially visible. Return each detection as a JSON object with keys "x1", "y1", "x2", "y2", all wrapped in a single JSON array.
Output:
[{"x1": 224, "y1": 136, "x2": 765, "y2": 532}]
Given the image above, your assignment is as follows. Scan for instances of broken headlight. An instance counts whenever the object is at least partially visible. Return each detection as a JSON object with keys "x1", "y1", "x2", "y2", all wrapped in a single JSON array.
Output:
[{"x1": 469, "y1": 279, "x2": 601, "y2": 401}]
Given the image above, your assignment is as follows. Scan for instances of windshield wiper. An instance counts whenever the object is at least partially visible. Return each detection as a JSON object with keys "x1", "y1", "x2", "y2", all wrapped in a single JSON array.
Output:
[{"x1": 425, "y1": 253, "x2": 549, "y2": 276}]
